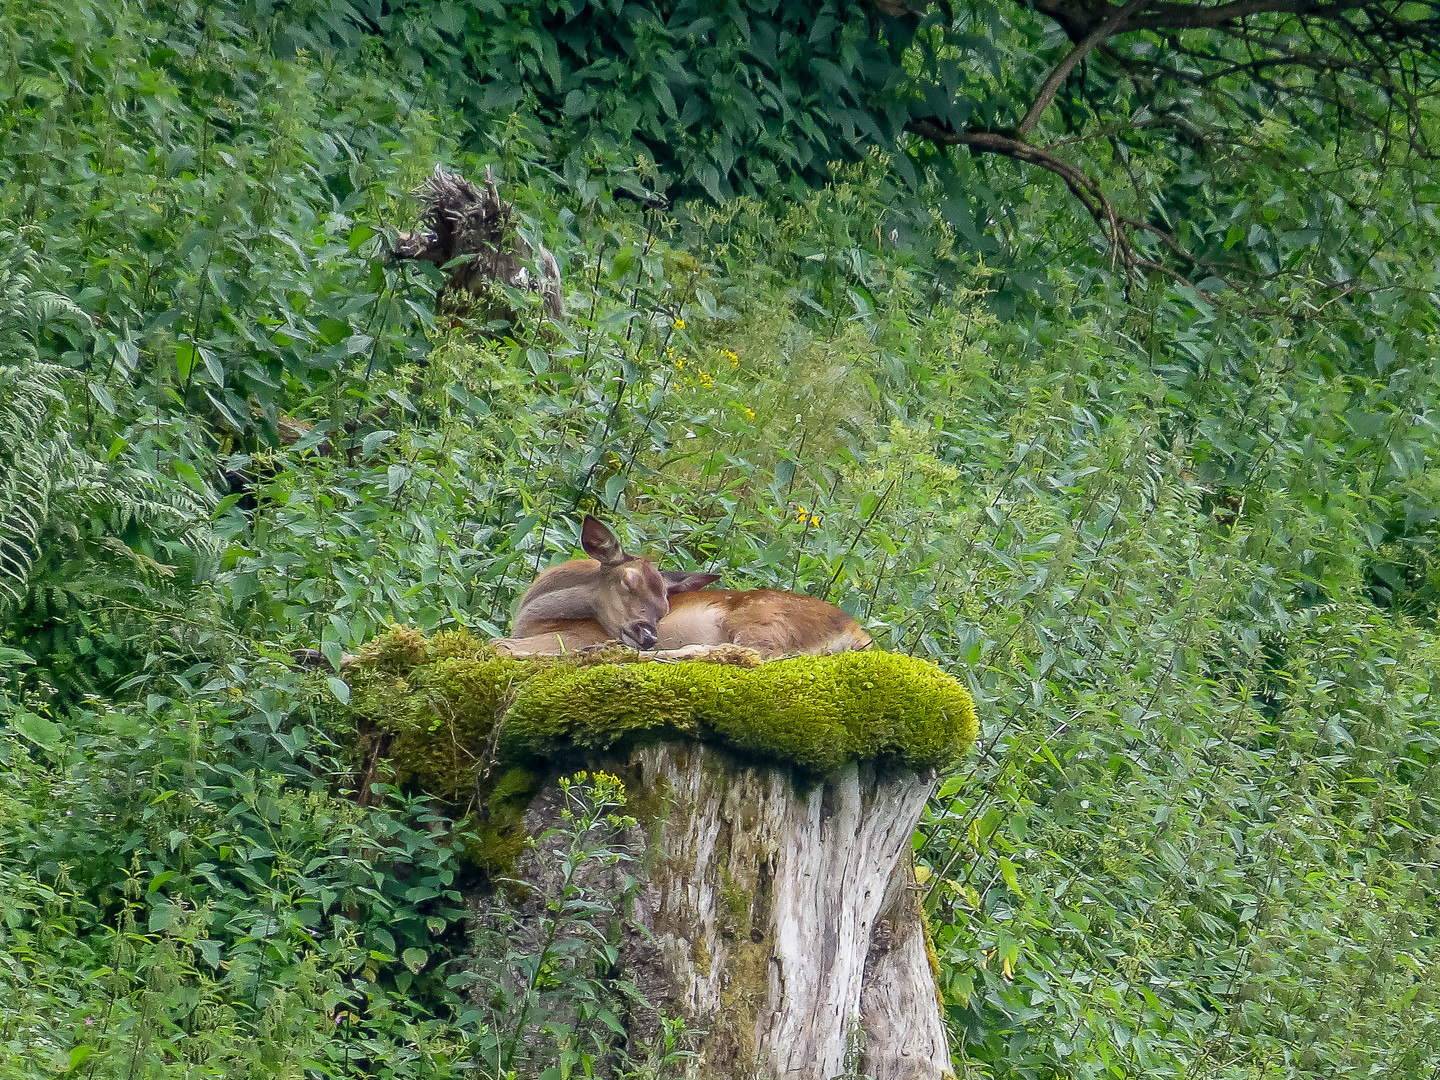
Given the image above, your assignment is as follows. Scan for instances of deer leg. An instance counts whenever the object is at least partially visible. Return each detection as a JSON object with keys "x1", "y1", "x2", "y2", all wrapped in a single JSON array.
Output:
[
  {"x1": 492, "y1": 628, "x2": 614, "y2": 656},
  {"x1": 641, "y1": 643, "x2": 724, "y2": 662},
  {"x1": 727, "y1": 623, "x2": 792, "y2": 660},
  {"x1": 639, "y1": 643, "x2": 767, "y2": 666}
]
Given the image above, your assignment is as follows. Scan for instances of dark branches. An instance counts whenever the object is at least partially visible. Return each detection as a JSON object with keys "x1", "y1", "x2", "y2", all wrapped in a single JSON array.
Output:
[
  {"x1": 906, "y1": 121, "x2": 1204, "y2": 282},
  {"x1": 903, "y1": 0, "x2": 1440, "y2": 284},
  {"x1": 1019, "y1": 0, "x2": 1150, "y2": 136},
  {"x1": 1028, "y1": 0, "x2": 1384, "y2": 42}
]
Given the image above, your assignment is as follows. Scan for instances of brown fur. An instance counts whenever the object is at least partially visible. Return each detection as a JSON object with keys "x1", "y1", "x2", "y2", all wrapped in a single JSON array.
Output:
[
  {"x1": 658, "y1": 589, "x2": 872, "y2": 657},
  {"x1": 493, "y1": 517, "x2": 871, "y2": 660}
]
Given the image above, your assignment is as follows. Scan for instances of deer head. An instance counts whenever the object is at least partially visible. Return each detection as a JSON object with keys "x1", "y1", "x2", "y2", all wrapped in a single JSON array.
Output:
[{"x1": 562, "y1": 516, "x2": 719, "y2": 649}]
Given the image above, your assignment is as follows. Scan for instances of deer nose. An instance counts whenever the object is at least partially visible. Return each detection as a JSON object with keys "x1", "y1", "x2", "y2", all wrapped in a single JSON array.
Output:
[{"x1": 624, "y1": 622, "x2": 659, "y2": 650}]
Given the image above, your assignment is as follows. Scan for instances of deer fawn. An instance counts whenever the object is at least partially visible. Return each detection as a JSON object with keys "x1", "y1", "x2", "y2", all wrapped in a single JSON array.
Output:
[{"x1": 493, "y1": 516, "x2": 872, "y2": 659}]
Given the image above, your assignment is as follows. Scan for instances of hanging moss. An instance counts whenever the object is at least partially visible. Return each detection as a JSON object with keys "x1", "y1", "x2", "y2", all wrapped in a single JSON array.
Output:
[
  {"x1": 453, "y1": 766, "x2": 544, "y2": 881},
  {"x1": 344, "y1": 627, "x2": 534, "y2": 801}
]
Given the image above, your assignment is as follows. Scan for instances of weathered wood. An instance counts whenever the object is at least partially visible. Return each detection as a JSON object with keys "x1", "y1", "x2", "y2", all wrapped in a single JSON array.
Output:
[
  {"x1": 489, "y1": 741, "x2": 952, "y2": 1080},
  {"x1": 393, "y1": 165, "x2": 563, "y2": 320}
]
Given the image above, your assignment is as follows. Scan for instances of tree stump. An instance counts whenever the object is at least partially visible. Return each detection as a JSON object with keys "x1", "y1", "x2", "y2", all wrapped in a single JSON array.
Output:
[
  {"x1": 337, "y1": 628, "x2": 974, "y2": 1079},
  {"x1": 501, "y1": 742, "x2": 952, "y2": 1080},
  {"x1": 392, "y1": 165, "x2": 563, "y2": 320}
]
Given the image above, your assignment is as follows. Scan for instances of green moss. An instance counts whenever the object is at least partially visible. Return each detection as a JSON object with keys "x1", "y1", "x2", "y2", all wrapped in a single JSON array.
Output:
[
  {"x1": 720, "y1": 870, "x2": 751, "y2": 936},
  {"x1": 341, "y1": 626, "x2": 977, "y2": 872},
  {"x1": 694, "y1": 935, "x2": 712, "y2": 973},
  {"x1": 347, "y1": 625, "x2": 591, "y2": 798},
  {"x1": 348, "y1": 628, "x2": 975, "y2": 786},
  {"x1": 919, "y1": 901, "x2": 947, "y2": 1013},
  {"x1": 501, "y1": 648, "x2": 977, "y2": 773},
  {"x1": 455, "y1": 766, "x2": 542, "y2": 877}
]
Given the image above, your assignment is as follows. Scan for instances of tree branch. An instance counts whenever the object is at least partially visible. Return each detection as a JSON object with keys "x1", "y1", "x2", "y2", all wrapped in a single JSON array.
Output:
[
  {"x1": 904, "y1": 119, "x2": 1253, "y2": 288},
  {"x1": 900, "y1": 0, "x2": 1440, "y2": 288},
  {"x1": 907, "y1": 121, "x2": 1179, "y2": 278},
  {"x1": 1131, "y1": 0, "x2": 1372, "y2": 31},
  {"x1": 1018, "y1": 0, "x2": 1150, "y2": 136},
  {"x1": 1032, "y1": 0, "x2": 1376, "y2": 40}
]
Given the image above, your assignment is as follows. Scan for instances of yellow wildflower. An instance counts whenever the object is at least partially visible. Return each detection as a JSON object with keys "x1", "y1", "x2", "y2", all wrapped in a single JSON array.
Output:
[
  {"x1": 675, "y1": 356, "x2": 686, "y2": 369},
  {"x1": 698, "y1": 371, "x2": 714, "y2": 387},
  {"x1": 722, "y1": 348, "x2": 739, "y2": 366},
  {"x1": 743, "y1": 407, "x2": 755, "y2": 420},
  {"x1": 673, "y1": 317, "x2": 685, "y2": 330}
]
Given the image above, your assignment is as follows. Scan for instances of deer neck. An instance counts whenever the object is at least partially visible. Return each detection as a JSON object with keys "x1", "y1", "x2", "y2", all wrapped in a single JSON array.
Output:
[{"x1": 513, "y1": 563, "x2": 605, "y2": 635}]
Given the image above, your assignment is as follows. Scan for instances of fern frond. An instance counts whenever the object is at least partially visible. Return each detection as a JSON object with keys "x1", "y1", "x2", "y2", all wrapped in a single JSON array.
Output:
[
  {"x1": 0, "y1": 365, "x2": 67, "y2": 610},
  {"x1": 21, "y1": 290, "x2": 87, "y2": 327},
  {"x1": 0, "y1": 230, "x2": 92, "y2": 362}
]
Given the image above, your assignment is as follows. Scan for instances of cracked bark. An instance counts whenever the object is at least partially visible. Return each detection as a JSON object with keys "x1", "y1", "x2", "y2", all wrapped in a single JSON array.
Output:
[{"x1": 479, "y1": 742, "x2": 952, "y2": 1080}]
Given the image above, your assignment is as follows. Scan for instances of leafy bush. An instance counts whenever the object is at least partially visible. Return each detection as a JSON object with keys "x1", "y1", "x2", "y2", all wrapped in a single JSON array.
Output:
[
  {"x1": 363, "y1": 0, "x2": 919, "y2": 199},
  {"x1": 4, "y1": 0, "x2": 1440, "y2": 1076},
  {"x1": 0, "y1": 678, "x2": 684, "y2": 1078},
  {"x1": 0, "y1": 0, "x2": 442, "y2": 437},
  {"x1": 0, "y1": 663, "x2": 474, "y2": 1078},
  {"x1": 0, "y1": 234, "x2": 221, "y2": 700}
]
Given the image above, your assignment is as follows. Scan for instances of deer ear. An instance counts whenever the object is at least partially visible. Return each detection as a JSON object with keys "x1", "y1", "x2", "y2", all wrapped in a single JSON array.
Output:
[
  {"x1": 580, "y1": 515, "x2": 626, "y2": 565},
  {"x1": 662, "y1": 571, "x2": 721, "y2": 596}
]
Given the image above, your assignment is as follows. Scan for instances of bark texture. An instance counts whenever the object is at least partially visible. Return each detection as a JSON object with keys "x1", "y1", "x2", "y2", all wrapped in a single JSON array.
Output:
[
  {"x1": 394, "y1": 165, "x2": 563, "y2": 320},
  {"x1": 492, "y1": 741, "x2": 952, "y2": 1080}
]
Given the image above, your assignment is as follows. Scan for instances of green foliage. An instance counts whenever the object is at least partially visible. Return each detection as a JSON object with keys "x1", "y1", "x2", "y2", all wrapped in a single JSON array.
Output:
[
  {"x1": 258, "y1": 0, "x2": 1440, "y2": 330},
  {"x1": 0, "y1": 679, "x2": 679, "y2": 1078},
  {"x1": 0, "y1": 0, "x2": 442, "y2": 436},
  {"x1": 919, "y1": 603, "x2": 1440, "y2": 1077},
  {"x1": 0, "y1": 662, "x2": 476, "y2": 1078},
  {"x1": 459, "y1": 770, "x2": 693, "y2": 1079},
  {"x1": 299, "y1": 0, "x2": 921, "y2": 199},
  {"x1": 4, "y1": 0, "x2": 1440, "y2": 1076},
  {"x1": 0, "y1": 233, "x2": 221, "y2": 699},
  {"x1": 0, "y1": 231, "x2": 96, "y2": 610}
]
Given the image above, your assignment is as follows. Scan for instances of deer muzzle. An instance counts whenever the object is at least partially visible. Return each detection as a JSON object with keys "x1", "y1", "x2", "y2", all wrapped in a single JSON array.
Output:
[{"x1": 622, "y1": 622, "x2": 660, "y2": 650}]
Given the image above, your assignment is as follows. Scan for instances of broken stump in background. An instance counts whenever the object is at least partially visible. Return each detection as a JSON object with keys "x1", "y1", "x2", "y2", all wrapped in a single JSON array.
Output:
[{"x1": 393, "y1": 164, "x2": 563, "y2": 321}]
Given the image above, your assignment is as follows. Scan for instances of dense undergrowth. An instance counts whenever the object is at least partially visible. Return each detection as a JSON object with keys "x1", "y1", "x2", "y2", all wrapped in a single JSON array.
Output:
[{"x1": 3, "y1": 0, "x2": 1440, "y2": 1077}]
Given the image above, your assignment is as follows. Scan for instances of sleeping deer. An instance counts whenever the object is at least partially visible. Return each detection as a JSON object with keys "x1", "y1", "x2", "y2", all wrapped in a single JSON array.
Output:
[{"x1": 493, "y1": 516, "x2": 871, "y2": 660}]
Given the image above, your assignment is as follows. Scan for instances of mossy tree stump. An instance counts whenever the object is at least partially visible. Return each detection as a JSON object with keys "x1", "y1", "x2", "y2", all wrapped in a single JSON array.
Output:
[
  {"x1": 517, "y1": 742, "x2": 951, "y2": 1080},
  {"x1": 341, "y1": 628, "x2": 978, "y2": 1080}
]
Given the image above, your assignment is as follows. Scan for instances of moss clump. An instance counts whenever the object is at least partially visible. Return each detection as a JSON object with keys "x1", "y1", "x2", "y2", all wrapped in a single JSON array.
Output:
[
  {"x1": 694, "y1": 935, "x2": 713, "y2": 974},
  {"x1": 340, "y1": 627, "x2": 977, "y2": 871},
  {"x1": 501, "y1": 649, "x2": 977, "y2": 774},
  {"x1": 347, "y1": 635, "x2": 532, "y2": 801},
  {"x1": 456, "y1": 766, "x2": 543, "y2": 878},
  {"x1": 347, "y1": 627, "x2": 976, "y2": 783}
]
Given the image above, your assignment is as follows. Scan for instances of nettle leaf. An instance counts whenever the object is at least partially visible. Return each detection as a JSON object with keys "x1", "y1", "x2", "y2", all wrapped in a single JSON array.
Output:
[
  {"x1": 362, "y1": 429, "x2": 397, "y2": 457},
  {"x1": 10, "y1": 710, "x2": 62, "y2": 753}
]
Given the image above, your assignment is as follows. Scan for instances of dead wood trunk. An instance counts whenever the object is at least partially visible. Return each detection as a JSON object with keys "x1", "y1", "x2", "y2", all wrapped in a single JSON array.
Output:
[
  {"x1": 393, "y1": 165, "x2": 563, "y2": 320},
  {"x1": 481, "y1": 741, "x2": 952, "y2": 1080}
]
